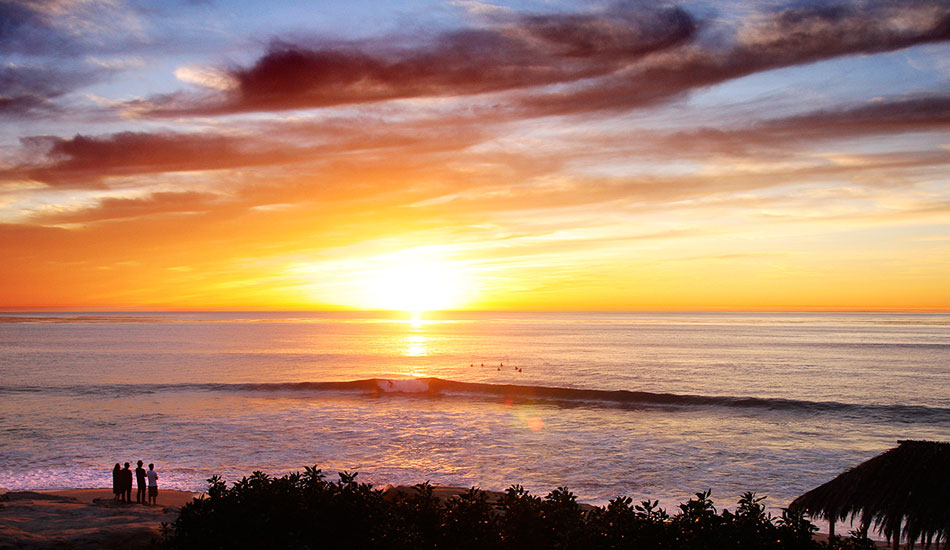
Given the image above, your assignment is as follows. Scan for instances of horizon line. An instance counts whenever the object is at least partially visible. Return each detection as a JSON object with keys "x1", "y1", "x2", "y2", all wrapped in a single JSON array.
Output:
[{"x1": 2, "y1": 307, "x2": 949, "y2": 314}]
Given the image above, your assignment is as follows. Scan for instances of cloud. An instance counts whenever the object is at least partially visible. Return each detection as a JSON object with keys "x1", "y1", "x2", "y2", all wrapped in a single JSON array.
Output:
[
  {"x1": 174, "y1": 65, "x2": 238, "y2": 91},
  {"x1": 29, "y1": 190, "x2": 221, "y2": 224},
  {"x1": 9, "y1": 88, "x2": 947, "y2": 204},
  {"x1": 758, "y1": 94, "x2": 950, "y2": 135},
  {"x1": 14, "y1": 0, "x2": 148, "y2": 50},
  {"x1": 623, "y1": 94, "x2": 950, "y2": 158},
  {"x1": 128, "y1": 1, "x2": 950, "y2": 120},
  {"x1": 134, "y1": 4, "x2": 697, "y2": 115},
  {"x1": 85, "y1": 56, "x2": 146, "y2": 70},
  {"x1": 516, "y1": 2, "x2": 950, "y2": 116},
  {"x1": 12, "y1": 131, "x2": 298, "y2": 187},
  {"x1": 0, "y1": 64, "x2": 101, "y2": 118},
  {"x1": 0, "y1": 1, "x2": 76, "y2": 55},
  {"x1": 449, "y1": 1, "x2": 514, "y2": 17},
  {"x1": 0, "y1": 2, "x2": 148, "y2": 118},
  {"x1": 0, "y1": 93, "x2": 53, "y2": 118},
  {"x1": 1, "y1": 0, "x2": 147, "y2": 57},
  {"x1": 2, "y1": 107, "x2": 503, "y2": 187},
  {"x1": 403, "y1": 146, "x2": 950, "y2": 220}
]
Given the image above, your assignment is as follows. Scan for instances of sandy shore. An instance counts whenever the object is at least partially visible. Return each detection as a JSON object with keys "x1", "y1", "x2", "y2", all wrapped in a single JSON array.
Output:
[{"x1": 0, "y1": 488, "x2": 201, "y2": 549}]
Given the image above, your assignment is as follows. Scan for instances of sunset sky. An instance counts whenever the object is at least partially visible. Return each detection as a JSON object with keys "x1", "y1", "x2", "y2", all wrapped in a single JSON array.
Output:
[{"x1": 2, "y1": 0, "x2": 949, "y2": 311}]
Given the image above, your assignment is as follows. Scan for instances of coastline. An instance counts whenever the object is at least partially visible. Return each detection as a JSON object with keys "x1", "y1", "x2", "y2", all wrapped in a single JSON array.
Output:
[
  {"x1": 1, "y1": 486, "x2": 917, "y2": 549},
  {"x1": 0, "y1": 488, "x2": 200, "y2": 549},
  {"x1": 5, "y1": 312, "x2": 946, "y2": 535}
]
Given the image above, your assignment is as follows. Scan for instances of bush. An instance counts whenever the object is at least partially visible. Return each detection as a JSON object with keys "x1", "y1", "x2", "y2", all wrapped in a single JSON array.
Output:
[{"x1": 161, "y1": 467, "x2": 874, "y2": 550}]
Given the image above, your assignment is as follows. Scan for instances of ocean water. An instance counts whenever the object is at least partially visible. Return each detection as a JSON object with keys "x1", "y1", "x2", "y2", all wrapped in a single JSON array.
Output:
[{"x1": 1, "y1": 311, "x2": 948, "y2": 519}]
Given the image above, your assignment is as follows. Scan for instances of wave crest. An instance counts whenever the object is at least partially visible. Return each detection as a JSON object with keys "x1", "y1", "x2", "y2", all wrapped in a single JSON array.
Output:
[{"x1": 4, "y1": 377, "x2": 949, "y2": 424}]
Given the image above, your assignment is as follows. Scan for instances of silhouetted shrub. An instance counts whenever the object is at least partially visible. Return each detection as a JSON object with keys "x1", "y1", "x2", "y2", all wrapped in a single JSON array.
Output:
[
  {"x1": 442, "y1": 487, "x2": 499, "y2": 549},
  {"x1": 161, "y1": 467, "x2": 876, "y2": 550}
]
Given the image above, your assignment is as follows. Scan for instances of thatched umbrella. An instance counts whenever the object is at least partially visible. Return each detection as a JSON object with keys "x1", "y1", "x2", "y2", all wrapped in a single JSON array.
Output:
[{"x1": 790, "y1": 440, "x2": 950, "y2": 549}]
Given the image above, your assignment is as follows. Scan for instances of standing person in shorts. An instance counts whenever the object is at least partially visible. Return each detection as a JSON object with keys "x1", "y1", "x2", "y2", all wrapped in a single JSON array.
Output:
[
  {"x1": 146, "y1": 463, "x2": 158, "y2": 505},
  {"x1": 135, "y1": 461, "x2": 147, "y2": 504}
]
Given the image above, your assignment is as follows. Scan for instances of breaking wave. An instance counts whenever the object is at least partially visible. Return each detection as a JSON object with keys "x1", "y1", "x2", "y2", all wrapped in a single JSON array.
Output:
[{"x1": 4, "y1": 377, "x2": 949, "y2": 423}]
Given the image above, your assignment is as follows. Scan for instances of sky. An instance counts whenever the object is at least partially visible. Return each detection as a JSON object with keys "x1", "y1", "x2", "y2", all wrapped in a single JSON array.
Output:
[{"x1": 1, "y1": 0, "x2": 949, "y2": 311}]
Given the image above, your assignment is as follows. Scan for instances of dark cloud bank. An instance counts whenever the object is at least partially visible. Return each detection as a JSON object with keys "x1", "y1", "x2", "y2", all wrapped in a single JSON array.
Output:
[{"x1": 136, "y1": 1, "x2": 950, "y2": 117}]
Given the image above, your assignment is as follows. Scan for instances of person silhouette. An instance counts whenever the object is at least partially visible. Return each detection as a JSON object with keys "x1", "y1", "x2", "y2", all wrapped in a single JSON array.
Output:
[
  {"x1": 135, "y1": 460, "x2": 147, "y2": 504},
  {"x1": 112, "y1": 463, "x2": 121, "y2": 502},
  {"x1": 121, "y1": 462, "x2": 133, "y2": 503}
]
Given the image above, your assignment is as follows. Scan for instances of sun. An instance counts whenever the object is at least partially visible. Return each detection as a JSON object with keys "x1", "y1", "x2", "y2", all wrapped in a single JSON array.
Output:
[{"x1": 356, "y1": 248, "x2": 469, "y2": 313}]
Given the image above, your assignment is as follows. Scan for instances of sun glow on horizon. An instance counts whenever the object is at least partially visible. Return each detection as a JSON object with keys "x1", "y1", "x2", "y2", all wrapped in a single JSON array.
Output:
[{"x1": 351, "y1": 248, "x2": 472, "y2": 314}]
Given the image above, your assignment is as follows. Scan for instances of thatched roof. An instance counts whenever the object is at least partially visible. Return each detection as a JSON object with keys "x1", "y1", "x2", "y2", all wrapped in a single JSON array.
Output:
[{"x1": 790, "y1": 440, "x2": 950, "y2": 545}]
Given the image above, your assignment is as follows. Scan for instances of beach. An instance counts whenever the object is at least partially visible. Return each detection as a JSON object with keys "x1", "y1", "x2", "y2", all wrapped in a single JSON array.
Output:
[
  {"x1": 0, "y1": 485, "x2": 512, "y2": 548},
  {"x1": 1, "y1": 485, "x2": 930, "y2": 549},
  {"x1": 0, "y1": 485, "x2": 491, "y2": 548},
  {"x1": 0, "y1": 488, "x2": 198, "y2": 549}
]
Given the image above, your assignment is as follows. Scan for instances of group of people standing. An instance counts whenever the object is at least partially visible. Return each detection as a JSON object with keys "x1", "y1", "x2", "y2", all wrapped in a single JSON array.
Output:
[{"x1": 112, "y1": 461, "x2": 158, "y2": 505}]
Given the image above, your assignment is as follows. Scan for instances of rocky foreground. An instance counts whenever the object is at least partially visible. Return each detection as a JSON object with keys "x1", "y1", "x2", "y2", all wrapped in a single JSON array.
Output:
[
  {"x1": 0, "y1": 485, "x2": 505, "y2": 549},
  {"x1": 0, "y1": 489, "x2": 198, "y2": 549}
]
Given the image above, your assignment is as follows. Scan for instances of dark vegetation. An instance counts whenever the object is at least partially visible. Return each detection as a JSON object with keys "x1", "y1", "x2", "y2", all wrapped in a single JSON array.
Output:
[
  {"x1": 162, "y1": 467, "x2": 877, "y2": 550},
  {"x1": 792, "y1": 440, "x2": 950, "y2": 549}
]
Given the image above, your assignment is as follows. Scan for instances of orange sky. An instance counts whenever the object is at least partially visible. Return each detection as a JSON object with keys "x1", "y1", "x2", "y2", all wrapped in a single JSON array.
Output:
[{"x1": 2, "y1": 1, "x2": 949, "y2": 311}]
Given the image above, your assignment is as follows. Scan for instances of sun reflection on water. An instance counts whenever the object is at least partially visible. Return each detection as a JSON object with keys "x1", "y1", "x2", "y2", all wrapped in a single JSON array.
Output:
[{"x1": 405, "y1": 335, "x2": 427, "y2": 357}]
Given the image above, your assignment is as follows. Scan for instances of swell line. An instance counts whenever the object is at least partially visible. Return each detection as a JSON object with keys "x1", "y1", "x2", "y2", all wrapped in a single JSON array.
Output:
[{"x1": 3, "y1": 377, "x2": 948, "y2": 423}]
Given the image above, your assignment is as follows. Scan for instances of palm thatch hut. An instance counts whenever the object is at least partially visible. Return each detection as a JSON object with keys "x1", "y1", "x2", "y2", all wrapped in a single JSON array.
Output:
[{"x1": 790, "y1": 440, "x2": 950, "y2": 549}]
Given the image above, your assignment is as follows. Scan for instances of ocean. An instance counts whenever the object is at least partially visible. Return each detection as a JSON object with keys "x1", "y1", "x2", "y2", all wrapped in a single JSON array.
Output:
[{"x1": 1, "y1": 311, "x2": 948, "y2": 520}]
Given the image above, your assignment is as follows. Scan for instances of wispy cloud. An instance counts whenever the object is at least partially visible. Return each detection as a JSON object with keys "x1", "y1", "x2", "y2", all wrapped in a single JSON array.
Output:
[
  {"x1": 8, "y1": 131, "x2": 298, "y2": 187},
  {"x1": 133, "y1": 4, "x2": 697, "y2": 116},
  {"x1": 28, "y1": 190, "x2": 221, "y2": 224},
  {"x1": 515, "y1": 2, "x2": 950, "y2": 116},
  {"x1": 605, "y1": 94, "x2": 950, "y2": 158},
  {"x1": 174, "y1": 65, "x2": 238, "y2": 91},
  {"x1": 127, "y1": 2, "x2": 950, "y2": 120},
  {"x1": 0, "y1": 64, "x2": 101, "y2": 118},
  {"x1": 0, "y1": 1, "x2": 79, "y2": 56}
]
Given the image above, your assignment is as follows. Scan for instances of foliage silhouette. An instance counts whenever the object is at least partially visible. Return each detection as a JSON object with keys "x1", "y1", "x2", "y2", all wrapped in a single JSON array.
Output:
[{"x1": 162, "y1": 467, "x2": 877, "y2": 549}]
